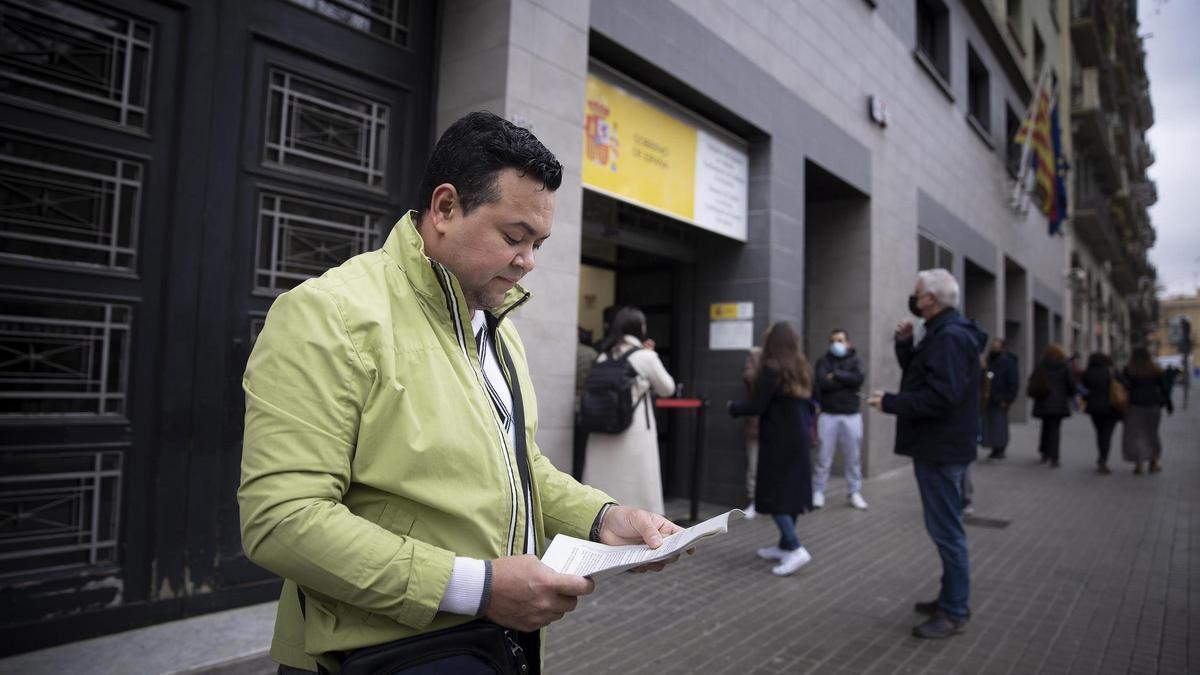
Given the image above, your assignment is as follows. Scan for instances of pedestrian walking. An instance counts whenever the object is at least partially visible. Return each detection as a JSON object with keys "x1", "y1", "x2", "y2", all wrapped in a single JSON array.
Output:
[
  {"x1": 981, "y1": 338, "x2": 1018, "y2": 460},
  {"x1": 1027, "y1": 344, "x2": 1075, "y2": 468},
  {"x1": 741, "y1": 346, "x2": 762, "y2": 518},
  {"x1": 868, "y1": 268, "x2": 986, "y2": 639},
  {"x1": 583, "y1": 306, "x2": 676, "y2": 514},
  {"x1": 1080, "y1": 352, "x2": 1123, "y2": 474},
  {"x1": 728, "y1": 321, "x2": 818, "y2": 577},
  {"x1": 239, "y1": 112, "x2": 682, "y2": 674},
  {"x1": 1119, "y1": 347, "x2": 1174, "y2": 475},
  {"x1": 812, "y1": 329, "x2": 868, "y2": 510}
]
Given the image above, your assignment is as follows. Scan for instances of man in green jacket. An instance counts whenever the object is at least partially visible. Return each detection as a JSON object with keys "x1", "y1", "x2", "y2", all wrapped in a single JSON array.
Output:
[{"x1": 239, "y1": 112, "x2": 682, "y2": 673}]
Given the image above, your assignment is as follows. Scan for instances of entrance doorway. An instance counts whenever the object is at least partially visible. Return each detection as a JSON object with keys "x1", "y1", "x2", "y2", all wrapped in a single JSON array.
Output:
[{"x1": 577, "y1": 191, "x2": 698, "y2": 499}]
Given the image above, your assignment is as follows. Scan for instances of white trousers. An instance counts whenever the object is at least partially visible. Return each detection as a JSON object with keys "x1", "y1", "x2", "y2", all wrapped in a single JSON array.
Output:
[{"x1": 813, "y1": 413, "x2": 864, "y2": 495}]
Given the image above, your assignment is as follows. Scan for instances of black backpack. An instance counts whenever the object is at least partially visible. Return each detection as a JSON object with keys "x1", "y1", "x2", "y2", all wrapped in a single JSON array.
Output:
[{"x1": 578, "y1": 348, "x2": 650, "y2": 434}]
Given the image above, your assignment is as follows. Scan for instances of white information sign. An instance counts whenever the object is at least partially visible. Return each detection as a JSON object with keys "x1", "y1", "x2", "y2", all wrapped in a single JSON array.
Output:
[{"x1": 694, "y1": 130, "x2": 749, "y2": 241}]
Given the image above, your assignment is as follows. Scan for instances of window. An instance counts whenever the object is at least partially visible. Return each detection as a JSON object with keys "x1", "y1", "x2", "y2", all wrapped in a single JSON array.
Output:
[
  {"x1": 967, "y1": 45, "x2": 990, "y2": 133},
  {"x1": 1006, "y1": 0, "x2": 1024, "y2": 50},
  {"x1": 918, "y1": 233, "x2": 954, "y2": 271},
  {"x1": 1033, "y1": 27, "x2": 1045, "y2": 75},
  {"x1": 916, "y1": 0, "x2": 951, "y2": 82},
  {"x1": 1006, "y1": 105, "x2": 1022, "y2": 177}
]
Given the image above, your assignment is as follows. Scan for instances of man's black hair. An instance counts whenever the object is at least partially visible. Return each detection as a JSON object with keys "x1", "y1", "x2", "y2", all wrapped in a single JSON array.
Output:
[
  {"x1": 829, "y1": 328, "x2": 849, "y2": 340},
  {"x1": 417, "y1": 111, "x2": 563, "y2": 218}
]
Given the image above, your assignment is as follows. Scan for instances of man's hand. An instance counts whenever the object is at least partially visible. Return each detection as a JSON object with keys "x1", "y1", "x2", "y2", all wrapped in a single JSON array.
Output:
[
  {"x1": 485, "y1": 555, "x2": 594, "y2": 632},
  {"x1": 867, "y1": 390, "x2": 886, "y2": 410},
  {"x1": 598, "y1": 505, "x2": 689, "y2": 573},
  {"x1": 894, "y1": 319, "x2": 914, "y2": 342},
  {"x1": 643, "y1": 338, "x2": 656, "y2": 351}
]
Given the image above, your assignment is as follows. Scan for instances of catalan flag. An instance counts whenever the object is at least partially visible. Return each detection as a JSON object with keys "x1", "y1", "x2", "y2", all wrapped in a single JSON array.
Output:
[{"x1": 1013, "y1": 71, "x2": 1068, "y2": 235}]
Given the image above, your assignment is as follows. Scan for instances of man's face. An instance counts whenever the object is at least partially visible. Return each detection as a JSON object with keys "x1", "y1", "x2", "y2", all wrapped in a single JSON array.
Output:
[
  {"x1": 991, "y1": 339, "x2": 1004, "y2": 353},
  {"x1": 830, "y1": 332, "x2": 850, "y2": 349},
  {"x1": 431, "y1": 168, "x2": 554, "y2": 311}
]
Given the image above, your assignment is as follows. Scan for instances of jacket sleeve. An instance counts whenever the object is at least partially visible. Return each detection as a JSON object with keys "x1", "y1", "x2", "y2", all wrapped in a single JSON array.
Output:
[
  {"x1": 881, "y1": 331, "x2": 971, "y2": 420},
  {"x1": 815, "y1": 357, "x2": 838, "y2": 394},
  {"x1": 834, "y1": 356, "x2": 866, "y2": 388},
  {"x1": 731, "y1": 367, "x2": 780, "y2": 417},
  {"x1": 895, "y1": 337, "x2": 915, "y2": 369},
  {"x1": 632, "y1": 350, "x2": 676, "y2": 397},
  {"x1": 238, "y1": 284, "x2": 454, "y2": 631}
]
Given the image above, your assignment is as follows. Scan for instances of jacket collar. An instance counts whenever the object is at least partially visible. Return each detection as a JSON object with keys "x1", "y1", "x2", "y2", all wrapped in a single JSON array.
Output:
[
  {"x1": 382, "y1": 210, "x2": 532, "y2": 319},
  {"x1": 924, "y1": 307, "x2": 958, "y2": 335}
]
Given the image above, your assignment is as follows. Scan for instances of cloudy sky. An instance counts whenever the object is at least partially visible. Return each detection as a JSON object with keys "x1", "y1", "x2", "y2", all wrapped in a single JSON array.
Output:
[{"x1": 1139, "y1": 0, "x2": 1200, "y2": 298}]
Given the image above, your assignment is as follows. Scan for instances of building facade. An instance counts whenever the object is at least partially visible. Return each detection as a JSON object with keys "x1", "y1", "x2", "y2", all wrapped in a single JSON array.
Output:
[
  {"x1": 1062, "y1": 0, "x2": 1158, "y2": 365},
  {"x1": 2, "y1": 0, "x2": 1160, "y2": 651}
]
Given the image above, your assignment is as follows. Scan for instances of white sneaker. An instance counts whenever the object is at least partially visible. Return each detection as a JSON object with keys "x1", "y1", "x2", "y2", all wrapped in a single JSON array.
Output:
[
  {"x1": 812, "y1": 492, "x2": 825, "y2": 509},
  {"x1": 744, "y1": 502, "x2": 757, "y2": 520},
  {"x1": 756, "y1": 546, "x2": 786, "y2": 561},
  {"x1": 848, "y1": 492, "x2": 869, "y2": 510},
  {"x1": 771, "y1": 547, "x2": 813, "y2": 576},
  {"x1": 963, "y1": 504, "x2": 975, "y2": 516}
]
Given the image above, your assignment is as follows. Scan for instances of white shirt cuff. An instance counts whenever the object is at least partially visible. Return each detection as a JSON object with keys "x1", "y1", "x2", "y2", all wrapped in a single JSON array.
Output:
[{"x1": 438, "y1": 557, "x2": 488, "y2": 616}]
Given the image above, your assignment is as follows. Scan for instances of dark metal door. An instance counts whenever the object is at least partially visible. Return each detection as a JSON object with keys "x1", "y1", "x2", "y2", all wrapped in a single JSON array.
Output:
[
  {"x1": 0, "y1": 0, "x2": 436, "y2": 648},
  {"x1": 176, "y1": 0, "x2": 437, "y2": 603}
]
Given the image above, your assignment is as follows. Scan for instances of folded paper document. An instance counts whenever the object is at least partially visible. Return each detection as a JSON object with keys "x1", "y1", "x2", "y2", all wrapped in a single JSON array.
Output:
[{"x1": 541, "y1": 510, "x2": 743, "y2": 580}]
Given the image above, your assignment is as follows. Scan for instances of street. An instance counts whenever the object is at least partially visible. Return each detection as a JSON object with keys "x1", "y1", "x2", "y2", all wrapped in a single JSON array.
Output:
[{"x1": 546, "y1": 396, "x2": 1198, "y2": 675}]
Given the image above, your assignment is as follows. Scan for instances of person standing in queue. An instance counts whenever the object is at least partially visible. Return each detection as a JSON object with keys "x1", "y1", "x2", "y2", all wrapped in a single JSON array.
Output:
[
  {"x1": 729, "y1": 321, "x2": 818, "y2": 577},
  {"x1": 868, "y1": 269, "x2": 986, "y2": 639}
]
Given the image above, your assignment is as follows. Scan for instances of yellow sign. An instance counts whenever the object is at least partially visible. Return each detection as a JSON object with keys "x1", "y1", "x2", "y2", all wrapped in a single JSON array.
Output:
[
  {"x1": 583, "y1": 74, "x2": 696, "y2": 221},
  {"x1": 710, "y1": 303, "x2": 740, "y2": 321}
]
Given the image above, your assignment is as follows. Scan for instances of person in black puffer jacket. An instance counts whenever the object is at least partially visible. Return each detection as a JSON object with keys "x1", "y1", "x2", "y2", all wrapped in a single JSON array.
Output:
[
  {"x1": 1080, "y1": 352, "x2": 1120, "y2": 474},
  {"x1": 1028, "y1": 344, "x2": 1076, "y2": 468}
]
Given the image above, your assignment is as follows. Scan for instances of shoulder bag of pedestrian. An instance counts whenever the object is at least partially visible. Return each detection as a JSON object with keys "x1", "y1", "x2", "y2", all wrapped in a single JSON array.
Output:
[
  {"x1": 578, "y1": 348, "x2": 650, "y2": 433},
  {"x1": 1108, "y1": 368, "x2": 1129, "y2": 415}
]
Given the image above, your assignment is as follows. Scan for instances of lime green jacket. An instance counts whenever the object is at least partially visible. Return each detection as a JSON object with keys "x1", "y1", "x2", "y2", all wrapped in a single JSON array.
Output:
[{"x1": 239, "y1": 211, "x2": 612, "y2": 671}]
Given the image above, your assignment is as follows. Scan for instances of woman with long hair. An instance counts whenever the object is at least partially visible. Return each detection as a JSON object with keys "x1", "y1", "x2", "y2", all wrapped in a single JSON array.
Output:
[
  {"x1": 1080, "y1": 352, "x2": 1121, "y2": 474},
  {"x1": 728, "y1": 321, "x2": 818, "y2": 576},
  {"x1": 582, "y1": 306, "x2": 675, "y2": 513},
  {"x1": 1027, "y1": 343, "x2": 1075, "y2": 468},
  {"x1": 1120, "y1": 347, "x2": 1174, "y2": 474}
]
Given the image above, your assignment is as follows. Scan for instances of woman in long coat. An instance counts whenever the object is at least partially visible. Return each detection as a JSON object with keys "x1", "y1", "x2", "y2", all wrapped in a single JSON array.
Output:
[
  {"x1": 1028, "y1": 344, "x2": 1075, "y2": 468},
  {"x1": 729, "y1": 321, "x2": 817, "y2": 577},
  {"x1": 1120, "y1": 347, "x2": 1173, "y2": 474},
  {"x1": 583, "y1": 307, "x2": 675, "y2": 514},
  {"x1": 1080, "y1": 352, "x2": 1120, "y2": 474},
  {"x1": 981, "y1": 338, "x2": 1018, "y2": 460}
]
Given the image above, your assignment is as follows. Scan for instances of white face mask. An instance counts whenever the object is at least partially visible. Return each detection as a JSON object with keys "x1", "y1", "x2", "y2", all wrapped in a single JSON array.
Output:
[{"x1": 829, "y1": 342, "x2": 848, "y2": 358}]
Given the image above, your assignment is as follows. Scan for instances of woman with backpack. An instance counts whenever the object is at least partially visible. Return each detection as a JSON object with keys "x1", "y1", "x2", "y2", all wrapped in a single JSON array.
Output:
[
  {"x1": 1027, "y1": 344, "x2": 1075, "y2": 468},
  {"x1": 582, "y1": 306, "x2": 675, "y2": 514},
  {"x1": 1119, "y1": 347, "x2": 1174, "y2": 475},
  {"x1": 1080, "y1": 352, "x2": 1123, "y2": 474},
  {"x1": 728, "y1": 321, "x2": 818, "y2": 577}
]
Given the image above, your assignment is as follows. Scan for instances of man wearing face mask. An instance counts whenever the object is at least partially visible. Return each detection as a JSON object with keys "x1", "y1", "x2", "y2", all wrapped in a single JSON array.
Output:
[
  {"x1": 812, "y1": 329, "x2": 867, "y2": 510},
  {"x1": 867, "y1": 269, "x2": 987, "y2": 639}
]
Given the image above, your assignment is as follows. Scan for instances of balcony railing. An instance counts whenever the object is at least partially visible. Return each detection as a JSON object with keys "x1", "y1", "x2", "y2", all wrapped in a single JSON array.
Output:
[{"x1": 1070, "y1": 0, "x2": 1106, "y2": 67}]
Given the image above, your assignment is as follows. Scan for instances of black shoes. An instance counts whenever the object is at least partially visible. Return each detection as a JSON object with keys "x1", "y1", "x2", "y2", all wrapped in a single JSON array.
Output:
[
  {"x1": 912, "y1": 612, "x2": 969, "y2": 639},
  {"x1": 986, "y1": 450, "x2": 1006, "y2": 461}
]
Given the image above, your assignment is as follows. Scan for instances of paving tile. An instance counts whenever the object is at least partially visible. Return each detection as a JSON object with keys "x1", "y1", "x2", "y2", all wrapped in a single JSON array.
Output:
[{"x1": 546, "y1": 400, "x2": 1200, "y2": 674}]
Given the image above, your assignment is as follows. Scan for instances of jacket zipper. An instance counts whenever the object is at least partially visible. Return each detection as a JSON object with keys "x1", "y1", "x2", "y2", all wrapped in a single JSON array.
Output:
[{"x1": 431, "y1": 262, "x2": 521, "y2": 556}]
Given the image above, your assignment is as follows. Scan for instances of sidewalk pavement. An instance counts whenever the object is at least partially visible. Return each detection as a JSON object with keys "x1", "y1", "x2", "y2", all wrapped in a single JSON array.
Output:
[
  {"x1": 546, "y1": 398, "x2": 1198, "y2": 674},
  {"x1": 2, "y1": 399, "x2": 1194, "y2": 674}
]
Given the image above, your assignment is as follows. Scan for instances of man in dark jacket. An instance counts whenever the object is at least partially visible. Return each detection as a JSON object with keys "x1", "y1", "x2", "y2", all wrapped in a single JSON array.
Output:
[
  {"x1": 813, "y1": 329, "x2": 868, "y2": 509},
  {"x1": 869, "y1": 269, "x2": 987, "y2": 639},
  {"x1": 981, "y1": 338, "x2": 1018, "y2": 460}
]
